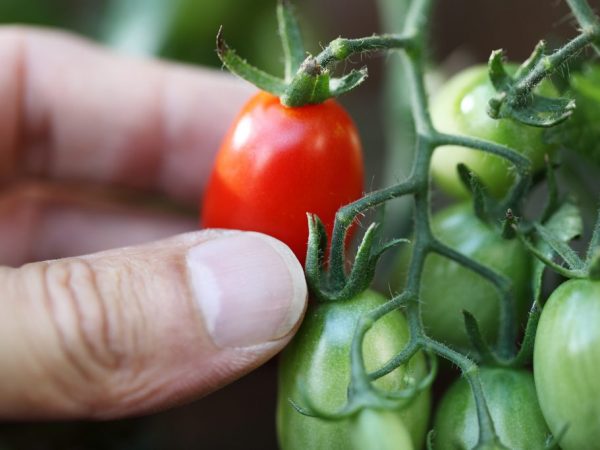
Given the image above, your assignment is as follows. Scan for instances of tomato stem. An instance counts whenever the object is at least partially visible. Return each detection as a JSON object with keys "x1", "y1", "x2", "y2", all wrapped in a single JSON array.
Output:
[{"x1": 566, "y1": 0, "x2": 600, "y2": 55}]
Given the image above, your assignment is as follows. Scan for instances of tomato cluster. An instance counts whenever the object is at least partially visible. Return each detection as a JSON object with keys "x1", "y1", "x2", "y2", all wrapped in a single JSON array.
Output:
[{"x1": 201, "y1": 4, "x2": 600, "y2": 446}]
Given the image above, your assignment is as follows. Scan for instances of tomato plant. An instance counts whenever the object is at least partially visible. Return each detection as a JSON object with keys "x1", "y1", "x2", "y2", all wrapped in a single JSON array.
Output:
[
  {"x1": 433, "y1": 367, "x2": 551, "y2": 449},
  {"x1": 201, "y1": 91, "x2": 364, "y2": 263},
  {"x1": 207, "y1": 2, "x2": 600, "y2": 450},
  {"x1": 276, "y1": 289, "x2": 431, "y2": 450},
  {"x1": 534, "y1": 278, "x2": 600, "y2": 450},
  {"x1": 430, "y1": 65, "x2": 557, "y2": 199},
  {"x1": 394, "y1": 202, "x2": 532, "y2": 350}
]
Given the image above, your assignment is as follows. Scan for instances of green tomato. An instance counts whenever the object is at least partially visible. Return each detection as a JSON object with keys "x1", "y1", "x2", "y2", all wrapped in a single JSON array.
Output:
[
  {"x1": 534, "y1": 278, "x2": 600, "y2": 450},
  {"x1": 393, "y1": 203, "x2": 532, "y2": 350},
  {"x1": 352, "y1": 409, "x2": 414, "y2": 450},
  {"x1": 430, "y1": 65, "x2": 557, "y2": 198},
  {"x1": 277, "y1": 289, "x2": 431, "y2": 450},
  {"x1": 433, "y1": 367, "x2": 551, "y2": 450}
]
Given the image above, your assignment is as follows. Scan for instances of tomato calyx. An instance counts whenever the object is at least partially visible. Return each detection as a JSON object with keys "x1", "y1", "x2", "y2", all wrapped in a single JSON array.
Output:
[
  {"x1": 487, "y1": 45, "x2": 576, "y2": 127},
  {"x1": 305, "y1": 214, "x2": 408, "y2": 303},
  {"x1": 216, "y1": 0, "x2": 411, "y2": 107},
  {"x1": 515, "y1": 200, "x2": 600, "y2": 281}
]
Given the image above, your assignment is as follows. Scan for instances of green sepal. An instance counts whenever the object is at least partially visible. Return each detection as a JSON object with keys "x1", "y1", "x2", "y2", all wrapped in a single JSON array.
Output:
[
  {"x1": 426, "y1": 430, "x2": 435, "y2": 450},
  {"x1": 514, "y1": 40, "x2": 547, "y2": 79},
  {"x1": 509, "y1": 301, "x2": 541, "y2": 367},
  {"x1": 330, "y1": 67, "x2": 369, "y2": 97},
  {"x1": 277, "y1": 0, "x2": 305, "y2": 81},
  {"x1": 588, "y1": 250, "x2": 600, "y2": 280},
  {"x1": 456, "y1": 163, "x2": 493, "y2": 225},
  {"x1": 305, "y1": 214, "x2": 328, "y2": 301},
  {"x1": 518, "y1": 201, "x2": 586, "y2": 280},
  {"x1": 501, "y1": 209, "x2": 518, "y2": 240},
  {"x1": 534, "y1": 222, "x2": 585, "y2": 271},
  {"x1": 462, "y1": 310, "x2": 494, "y2": 364},
  {"x1": 488, "y1": 49, "x2": 512, "y2": 92},
  {"x1": 216, "y1": 27, "x2": 287, "y2": 96},
  {"x1": 305, "y1": 211, "x2": 408, "y2": 303},
  {"x1": 506, "y1": 94, "x2": 575, "y2": 128},
  {"x1": 486, "y1": 46, "x2": 576, "y2": 127},
  {"x1": 586, "y1": 208, "x2": 600, "y2": 264}
]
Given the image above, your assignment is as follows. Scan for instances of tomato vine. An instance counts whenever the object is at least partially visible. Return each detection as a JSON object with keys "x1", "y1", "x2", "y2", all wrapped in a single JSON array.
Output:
[
  {"x1": 295, "y1": 0, "x2": 600, "y2": 448},
  {"x1": 208, "y1": 0, "x2": 600, "y2": 447}
]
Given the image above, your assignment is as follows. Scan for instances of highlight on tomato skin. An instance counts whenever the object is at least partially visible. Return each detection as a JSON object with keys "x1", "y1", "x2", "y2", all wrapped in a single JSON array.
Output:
[
  {"x1": 200, "y1": 91, "x2": 364, "y2": 264},
  {"x1": 429, "y1": 65, "x2": 558, "y2": 199},
  {"x1": 534, "y1": 278, "x2": 600, "y2": 450}
]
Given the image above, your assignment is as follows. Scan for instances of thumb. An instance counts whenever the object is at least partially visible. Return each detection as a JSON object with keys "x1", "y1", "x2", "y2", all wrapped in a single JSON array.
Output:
[{"x1": 0, "y1": 230, "x2": 307, "y2": 420}]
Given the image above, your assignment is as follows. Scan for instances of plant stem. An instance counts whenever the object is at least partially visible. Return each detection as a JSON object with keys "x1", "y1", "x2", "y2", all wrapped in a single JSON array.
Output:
[
  {"x1": 566, "y1": 0, "x2": 600, "y2": 54},
  {"x1": 514, "y1": 32, "x2": 598, "y2": 98},
  {"x1": 316, "y1": 34, "x2": 414, "y2": 69}
]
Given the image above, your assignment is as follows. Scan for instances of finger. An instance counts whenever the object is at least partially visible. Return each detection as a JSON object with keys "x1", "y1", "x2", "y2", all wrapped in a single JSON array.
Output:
[
  {"x1": 0, "y1": 231, "x2": 306, "y2": 419},
  {"x1": 0, "y1": 181, "x2": 197, "y2": 267},
  {"x1": 0, "y1": 26, "x2": 256, "y2": 204}
]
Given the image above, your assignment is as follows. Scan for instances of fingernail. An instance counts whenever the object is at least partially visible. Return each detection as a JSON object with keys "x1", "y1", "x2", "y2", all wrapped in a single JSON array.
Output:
[{"x1": 186, "y1": 232, "x2": 307, "y2": 348}]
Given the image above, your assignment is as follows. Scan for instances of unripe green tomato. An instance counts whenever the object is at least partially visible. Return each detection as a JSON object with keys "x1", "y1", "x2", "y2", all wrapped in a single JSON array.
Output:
[
  {"x1": 534, "y1": 278, "x2": 600, "y2": 450},
  {"x1": 393, "y1": 203, "x2": 532, "y2": 350},
  {"x1": 433, "y1": 367, "x2": 551, "y2": 450},
  {"x1": 430, "y1": 65, "x2": 557, "y2": 199},
  {"x1": 277, "y1": 289, "x2": 431, "y2": 450},
  {"x1": 352, "y1": 409, "x2": 414, "y2": 450}
]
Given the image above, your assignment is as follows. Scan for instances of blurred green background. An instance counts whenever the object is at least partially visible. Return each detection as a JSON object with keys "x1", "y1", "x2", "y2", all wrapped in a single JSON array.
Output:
[{"x1": 0, "y1": 0, "x2": 575, "y2": 448}]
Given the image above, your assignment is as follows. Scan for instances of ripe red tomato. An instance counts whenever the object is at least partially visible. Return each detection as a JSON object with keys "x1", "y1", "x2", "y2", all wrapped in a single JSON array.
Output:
[{"x1": 201, "y1": 91, "x2": 364, "y2": 263}]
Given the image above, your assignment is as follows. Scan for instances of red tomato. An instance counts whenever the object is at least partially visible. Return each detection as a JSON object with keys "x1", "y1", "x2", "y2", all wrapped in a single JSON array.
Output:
[{"x1": 201, "y1": 91, "x2": 364, "y2": 263}]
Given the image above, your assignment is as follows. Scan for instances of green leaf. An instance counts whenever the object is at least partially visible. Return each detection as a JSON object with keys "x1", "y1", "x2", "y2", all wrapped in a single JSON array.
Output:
[
  {"x1": 535, "y1": 222, "x2": 584, "y2": 270},
  {"x1": 544, "y1": 201, "x2": 583, "y2": 243}
]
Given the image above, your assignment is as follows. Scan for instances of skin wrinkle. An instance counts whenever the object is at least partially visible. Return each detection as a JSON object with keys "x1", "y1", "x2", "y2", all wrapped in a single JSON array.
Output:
[
  {"x1": 43, "y1": 261, "x2": 96, "y2": 384},
  {"x1": 116, "y1": 260, "x2": 147, "y2": 380},
  {"x1": 30, "y1": 262, "x2": 89, "y2": 414},
  {"x1": 65, "y1": 260, "x2": 120, "y2": 372}
]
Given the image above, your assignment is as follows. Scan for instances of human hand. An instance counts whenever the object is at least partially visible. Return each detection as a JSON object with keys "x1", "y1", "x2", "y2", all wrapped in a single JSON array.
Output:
[{"x1": 0, "y1": 27, "x2": 307, "y2": 420}]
